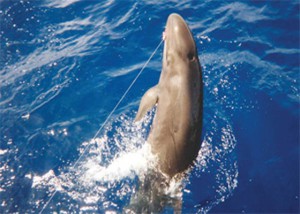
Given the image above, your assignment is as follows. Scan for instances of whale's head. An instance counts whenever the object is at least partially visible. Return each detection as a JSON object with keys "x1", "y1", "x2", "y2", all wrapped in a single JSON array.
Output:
[{"x1": 163, "y1": 13, "x2": 199, "y2": 72}]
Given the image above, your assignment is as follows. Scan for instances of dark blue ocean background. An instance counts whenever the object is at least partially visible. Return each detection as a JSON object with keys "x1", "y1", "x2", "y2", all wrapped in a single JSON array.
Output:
[{"x1": 0, "y1": 0, "x2": 299, "y2": 213}]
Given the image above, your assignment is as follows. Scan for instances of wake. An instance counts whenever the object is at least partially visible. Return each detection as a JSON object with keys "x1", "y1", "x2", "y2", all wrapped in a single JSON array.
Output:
[{"x1": 30, "y1": 107, "x2": 237, "y2": 213}]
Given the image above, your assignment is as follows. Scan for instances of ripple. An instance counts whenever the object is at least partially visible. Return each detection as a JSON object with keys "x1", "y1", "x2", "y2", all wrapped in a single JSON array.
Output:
[
  {"x1": 44, "y1": 0, "x2": 81, "y2": 8},
  {"x1": 213, "y1": 2, "x2": 270, "y2": 23}
]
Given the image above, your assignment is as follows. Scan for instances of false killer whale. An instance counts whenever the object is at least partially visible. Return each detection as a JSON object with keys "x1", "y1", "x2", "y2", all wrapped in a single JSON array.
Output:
[
  {"x1": 127, "y1": 13, "x2": 203, "y2": 213},
  {"x1": 135, "y1": 13, "x2": 203, "y2": 178}
]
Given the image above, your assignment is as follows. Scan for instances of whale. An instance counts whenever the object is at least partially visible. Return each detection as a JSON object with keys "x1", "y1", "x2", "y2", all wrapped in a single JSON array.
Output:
[{"x1": 135, "y1": 13, "x2": 203, "y2": 178}]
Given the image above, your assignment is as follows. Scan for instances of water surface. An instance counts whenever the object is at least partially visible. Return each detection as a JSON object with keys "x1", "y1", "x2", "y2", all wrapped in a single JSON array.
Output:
[{"x1": 0, "y1": 0, "x2": 299, "y2": 213}]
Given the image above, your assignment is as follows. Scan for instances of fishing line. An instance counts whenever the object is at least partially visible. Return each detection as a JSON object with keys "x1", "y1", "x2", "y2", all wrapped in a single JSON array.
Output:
[{"x1": 39, "y1": 39, "x2": 163, "y2": 214}]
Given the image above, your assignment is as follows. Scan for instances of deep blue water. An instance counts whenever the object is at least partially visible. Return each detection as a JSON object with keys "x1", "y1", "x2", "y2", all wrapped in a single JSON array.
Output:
[{"x1": 0, "y1": 0, "x2": 299, "y2": 213}]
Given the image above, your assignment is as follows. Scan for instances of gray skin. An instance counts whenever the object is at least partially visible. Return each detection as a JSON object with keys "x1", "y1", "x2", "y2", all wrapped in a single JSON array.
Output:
[{"x1": 135, "y1": 13, "x2": 203, "y2": 178}]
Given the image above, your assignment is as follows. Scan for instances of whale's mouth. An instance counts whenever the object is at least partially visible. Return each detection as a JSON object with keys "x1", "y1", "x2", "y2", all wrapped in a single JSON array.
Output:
[{"x1": 163, "y1": 30, "x2": 167, "y2": 64}]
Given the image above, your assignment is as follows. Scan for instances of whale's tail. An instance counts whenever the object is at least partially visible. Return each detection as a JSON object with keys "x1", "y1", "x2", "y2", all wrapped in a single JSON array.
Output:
[{"x1": 125, "y1": 169, "x2": 184, "y2": 213}]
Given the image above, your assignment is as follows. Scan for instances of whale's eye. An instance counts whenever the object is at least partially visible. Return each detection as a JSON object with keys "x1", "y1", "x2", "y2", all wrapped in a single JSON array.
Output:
[{"x1": 187, "y1": 52, "x2": 196, "y2": 61}]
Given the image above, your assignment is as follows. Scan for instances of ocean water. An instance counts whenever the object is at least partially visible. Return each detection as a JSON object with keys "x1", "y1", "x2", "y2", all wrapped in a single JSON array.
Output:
[{"x1": 0, "y1": 0, "x2": 299, "y2": 213}]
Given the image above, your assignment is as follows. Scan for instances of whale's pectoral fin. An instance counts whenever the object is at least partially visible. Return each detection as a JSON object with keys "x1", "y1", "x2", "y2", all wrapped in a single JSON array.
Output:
[{"x1": 134, "y1": 85, "x2": 159, "y2": 122}]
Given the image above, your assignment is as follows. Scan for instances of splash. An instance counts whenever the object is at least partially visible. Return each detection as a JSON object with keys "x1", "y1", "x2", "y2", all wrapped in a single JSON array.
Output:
[
  {"x1": 29, "y1": 105, "x2": 238, "y2": 213},
  {"x1": 189, "y1": 119, "x2": 238, "y2": 213},
  {"x1": 79, "y1": 141, "x2": 155, "y2": 183},
  {"x1": 30, "y1": 110, "x2": 157, "y2": 212}
]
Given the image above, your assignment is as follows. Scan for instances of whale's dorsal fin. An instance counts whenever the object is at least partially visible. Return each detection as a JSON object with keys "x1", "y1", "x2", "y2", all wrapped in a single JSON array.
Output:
[{"x1": 134, "y1": 85, "x2": 159, "y2": 122}]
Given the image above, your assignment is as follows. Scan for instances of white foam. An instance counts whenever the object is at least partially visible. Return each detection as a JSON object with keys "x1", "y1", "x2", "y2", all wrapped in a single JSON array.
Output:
[
  {"x1": 81, "y1": 143, "x2": 155, "y2": 183},
  {"x1": 0, "y1": 149, "x2": 8, "y2": 155}
]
